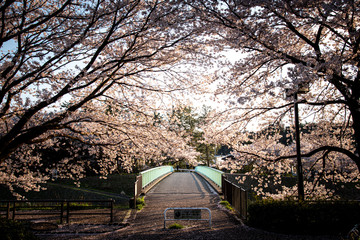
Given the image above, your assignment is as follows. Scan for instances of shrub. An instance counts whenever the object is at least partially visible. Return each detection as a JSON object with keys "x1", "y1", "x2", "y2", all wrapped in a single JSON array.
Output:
[
  {"x1": 220, "y1": 200, "x2": 234, "y2": 211},
  {"x1": 168, "y1": 223, "x2": 185, "y2": 229},
  {"x1": 136, "y1": 196, "x2": 145, "y2": 210},
  {"x1": 247, "y1": 200, "x2": 360, "y2": 236},
  {"x1": 0, "y1": 218, "x2": 38, "y2": 240}
]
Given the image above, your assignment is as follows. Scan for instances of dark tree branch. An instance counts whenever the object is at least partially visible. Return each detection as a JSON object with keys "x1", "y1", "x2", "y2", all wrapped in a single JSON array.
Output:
[{"x1": 234, "y1": 145, "x2": 360, "y2": 172}]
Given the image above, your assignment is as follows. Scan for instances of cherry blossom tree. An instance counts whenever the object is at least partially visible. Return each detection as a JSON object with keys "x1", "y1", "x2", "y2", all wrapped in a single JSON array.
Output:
[
  {"x1": 0, "y1": 0, "x2": 207, "y2": 195},
  {"x1": 194, "y1": 0, "x2": 360, "y2": 199}
]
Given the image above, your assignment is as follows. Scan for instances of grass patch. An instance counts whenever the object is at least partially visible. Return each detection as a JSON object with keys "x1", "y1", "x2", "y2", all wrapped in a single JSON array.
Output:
[
  {"x1": 68, "y1": 202, "x2": 104, "y2": 210},
  {"x1": 220, "y1": 200, "x2": 234, "y2": 211},
  {"x1": 168, "y1": 223, "x2": 185, "y2": 229},
  {"x1": 58, "y1": 174, "x2": 136, "y2": 196},
  {"x1": 136, "y1": 196, "x2": 145, "y2": 210},
  {"x1": 0, "y1": 218, "x2": 38, "y2": 240}
]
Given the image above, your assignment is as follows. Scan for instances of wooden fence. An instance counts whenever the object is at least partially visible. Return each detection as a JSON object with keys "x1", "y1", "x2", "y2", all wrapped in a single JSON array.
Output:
[
  {"x1": 0, "y1": 199, "x2": 114, "y2": 224},
  {"x1": 222, "y1": 175, "x2": 248, "y2": 220}
]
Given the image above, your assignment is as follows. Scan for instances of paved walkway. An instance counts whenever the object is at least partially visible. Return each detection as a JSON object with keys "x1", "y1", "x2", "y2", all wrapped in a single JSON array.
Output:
[{"x1": 72, "y1": 172, "x2": 337, "y2": 240}]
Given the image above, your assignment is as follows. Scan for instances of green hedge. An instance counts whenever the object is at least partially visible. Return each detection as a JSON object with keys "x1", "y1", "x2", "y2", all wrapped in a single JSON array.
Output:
[{"x1": 247, "y1": 200, "x2": 360, "y2": 235}]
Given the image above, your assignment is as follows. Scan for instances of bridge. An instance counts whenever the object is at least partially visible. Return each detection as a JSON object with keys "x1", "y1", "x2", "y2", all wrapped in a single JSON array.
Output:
[
  {"x1": 133, "y1": 165, "x2": 246, "y2": 218},
  {"x1": 109, "y1": 165, "x2": 253, "y2": 239},
  {"x1": 134, "y1": 165, "x2": 223, "y2": 196}
]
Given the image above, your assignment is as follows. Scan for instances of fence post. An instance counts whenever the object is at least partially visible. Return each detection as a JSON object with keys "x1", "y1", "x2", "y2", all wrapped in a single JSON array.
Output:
[
  {"x1": 239, "y1": 187, "x2": 242, "y2": 217},
  {"x1": 110, "y1": 200, "x2": 114, "y2": 223},
  {"x1": 232, "y1": 182, "x2": 235, "y2": 206},
  {"x1": 6, "y1": 201, "x2": 10, "y2": 219},
  {"x1": 60, "y1": 201, "x2": 64, "y2": 224},
  {"x1": 223, "y1": 177, "x2": 226, "y2": 201},
  {"x1": 228, "y1": 181, "x2": 233, "y2": 205},
  {"x1": 244, "y1": 190, "x2": 248, "y2": 220},
  {"x1": 12, "y1": 202, "x2": 15, "y2": 220},
  {"x1": 66, "y1": 201, "x2": 70, "y2": 223}
]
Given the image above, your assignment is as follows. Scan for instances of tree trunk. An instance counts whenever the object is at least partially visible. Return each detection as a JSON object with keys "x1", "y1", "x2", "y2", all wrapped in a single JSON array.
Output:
[{"x1": 350, "y1": 106, "x2": 360, "y2": 171}]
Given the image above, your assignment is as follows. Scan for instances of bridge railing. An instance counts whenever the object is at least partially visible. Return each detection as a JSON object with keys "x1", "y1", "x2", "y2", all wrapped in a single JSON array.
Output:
[
  {"x1": 140, "y1": 165, "x2": 174, "y2": 189},
  {"x1": 129, "y1": 166, "x2": 174, "y2": 208},
  {"x1": 194, "y1": 166, "x2": 248, "y2": 220},
  {"x1": 132, "y1": 165, "x2": 174, "y2": 208},
  {"x1": 194, "y1": 166, "x2": 223, "y2": 188}
]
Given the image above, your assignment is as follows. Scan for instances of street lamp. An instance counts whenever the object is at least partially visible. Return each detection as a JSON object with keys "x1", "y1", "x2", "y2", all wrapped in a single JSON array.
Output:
[{"x1": 286, "y1": 83, "x2": 309, "y2": 201}]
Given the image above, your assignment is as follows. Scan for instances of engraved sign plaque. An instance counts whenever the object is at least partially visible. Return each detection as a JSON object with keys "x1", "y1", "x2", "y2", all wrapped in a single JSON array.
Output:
[{"x1": 174, "y1": 209, "x2": 201, "y2": 219}]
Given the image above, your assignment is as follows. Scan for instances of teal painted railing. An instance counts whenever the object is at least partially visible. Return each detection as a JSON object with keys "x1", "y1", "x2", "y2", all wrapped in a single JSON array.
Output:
[
  {"x1": 195, "y1": 166, "x2": 223, "y2": 188},
  {"x1": 140, "y1": 166, "x2": 174, "y2": 188}
]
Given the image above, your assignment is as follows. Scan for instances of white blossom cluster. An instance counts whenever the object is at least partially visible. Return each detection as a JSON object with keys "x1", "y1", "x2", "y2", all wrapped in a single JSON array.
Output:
[
  {"x1": 0, "y1": 0, "x2": 210, "y2": 197},
  {"x1": 198, "y1": 0, "x2": 360, "y2": 200}
]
